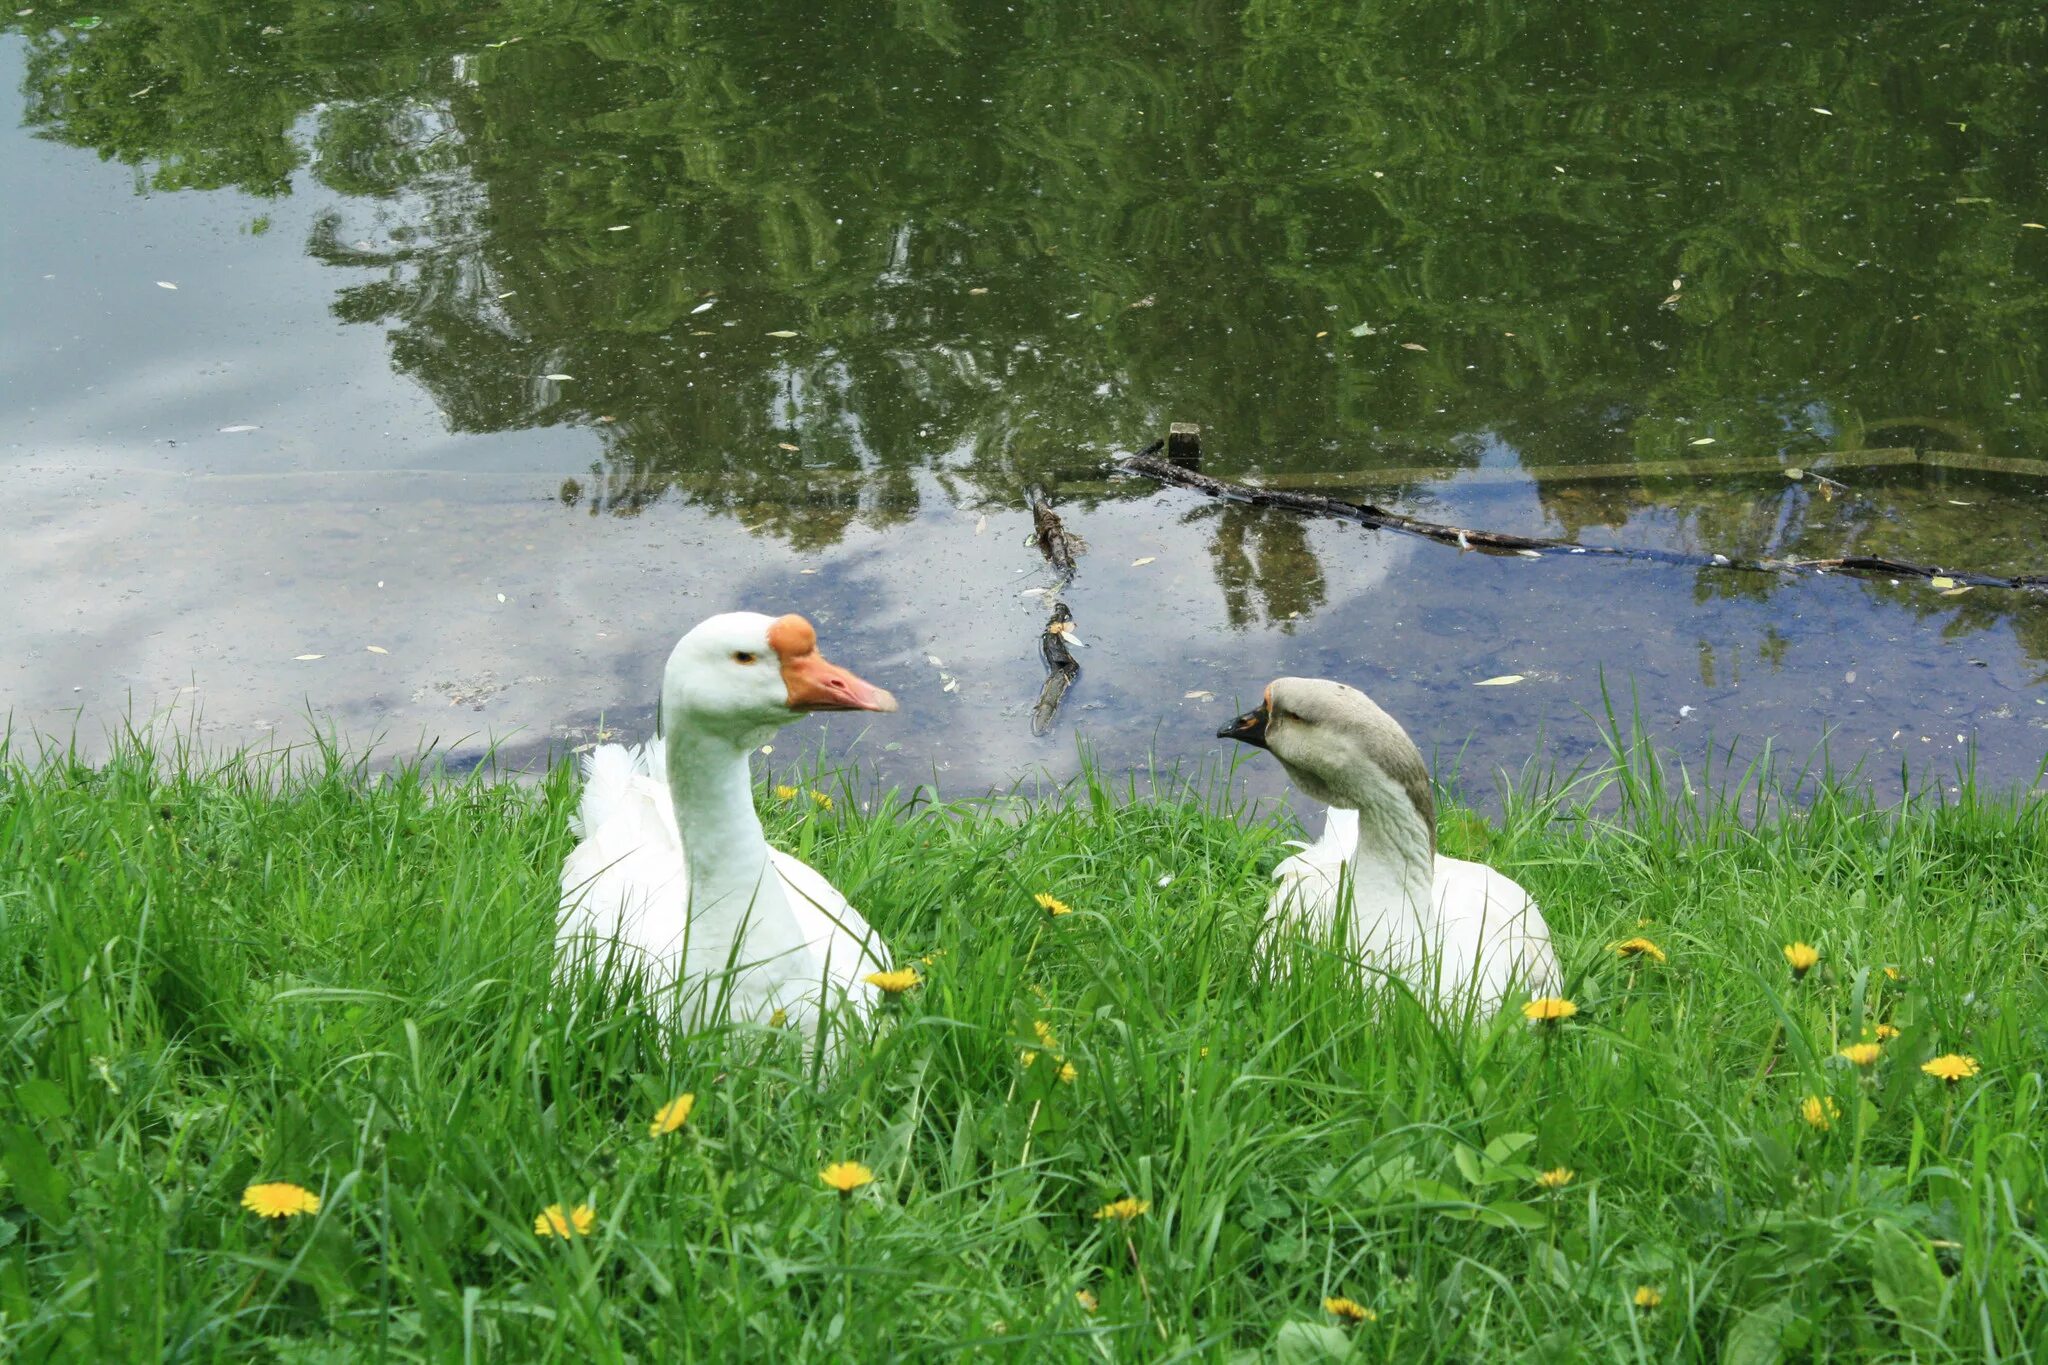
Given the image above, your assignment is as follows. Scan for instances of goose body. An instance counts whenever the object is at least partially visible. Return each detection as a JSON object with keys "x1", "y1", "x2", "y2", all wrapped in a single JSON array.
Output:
[
  {"x1": 1222, "y1": 678, "x2": 1559, "y2": 1014},
  {"x1": 556, "y1": 612, "x2": 896, "y2": 1040}
]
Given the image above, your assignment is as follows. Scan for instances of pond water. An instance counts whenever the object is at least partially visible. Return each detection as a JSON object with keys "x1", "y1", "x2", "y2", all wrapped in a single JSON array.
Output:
[{"x1": 4, "y1": 3, "x2": 2047, "y2": 801}]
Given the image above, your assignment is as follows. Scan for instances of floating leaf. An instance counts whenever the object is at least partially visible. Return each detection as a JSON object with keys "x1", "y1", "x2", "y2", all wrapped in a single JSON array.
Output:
[
  {"x1": 798, "y1": 568, "x2": 818, "y2": 575},
  {"x1": 1785, "y1": 467, "x2": 1805, "y2": 480},
  {"x1": 968, "y1": 287, "x2": 989, "y2": 295},
  {"x1": 1954, "y1": 197, "x2": 1992, "y2": 205},
  {"x1": 1400, "y1": 342, "x2": 1428, "y2": 351},
  {"x1": 293, "y1": 653, "x2": 323, "y2": 661},
  {"x1": 1315, "y1": 330, "x2": 1328, "y2": 338},
  {"x1": 1929, "y1": 576, "x2": 1956, "y2": 589},
  {"x1": 218, "y1": 424, "x2": 259, "y2": 433},
  {"x1": 606, "y1": 225, "x2": 629, "y2": 232},
  {"x1": 155, "y1": 281, "x2": 177, "y2": 290},
  {"x1": 1947, "y1": 499, "x2": 1973, "y2": 506},
  {"x1": 777, "y1": 442, "x2": 799, "y2": 452},
  {"x1": 690, "y1": 300, "x2": 716, "y2": 314},
  {"x1": 766, "y1": 330, "x2": 799, "y2": 338},
  {"x1": 1183, "y1": 690, "x2": 1214, "y2": 700},
  {"x1": 1475, "y1": 675, "x2": 1525, "y2": 687},
  {"x1": 365, "y1": 645, "x2": 388, "y2": 654},
  {"x1": 2023, "y1": 223, "x2": 2047, "y2": 230},
  {"x1": 543, "y1": 373, "x2": 572, "y2": 381},
  {"x1": 1130, "y1": 556, "x2": 1157, "y2": 567},
  {"x1": 1811, "y1": 107, "x2": 1833, "y2": 115},
  {"x1": 1348, "y1": 322, "x2": 1375, "y2": 337},
  {"x1": 1940, "y1": 585, "x2": 1972, "y2": 597},
  {"x1": 1690, "y1": 437, "x2": 1716, "y2": 445}
]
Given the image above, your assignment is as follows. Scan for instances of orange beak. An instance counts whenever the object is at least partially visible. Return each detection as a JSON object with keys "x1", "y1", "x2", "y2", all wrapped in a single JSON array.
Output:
[{"x1": 769, "y1": 614, "x2": 899, "y2": 714}]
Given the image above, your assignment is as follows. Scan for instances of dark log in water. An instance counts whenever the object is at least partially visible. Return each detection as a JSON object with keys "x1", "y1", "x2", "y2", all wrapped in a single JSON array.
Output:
[
  {"x1": 1032, "y1": 601, "x2": 1080, "y2": 738},
  {"x1": 1121, "y1": 453, "x2": 2048, "y2": 593},
  {"x1": 1030, "y1": 496, "x2": 1081, "y2": 584}
]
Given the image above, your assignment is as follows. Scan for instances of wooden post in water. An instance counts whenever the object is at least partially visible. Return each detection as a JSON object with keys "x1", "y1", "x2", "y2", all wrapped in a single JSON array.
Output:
[{"x1": 1167, "y1": 422, "x2": 1202, "y2": 470}]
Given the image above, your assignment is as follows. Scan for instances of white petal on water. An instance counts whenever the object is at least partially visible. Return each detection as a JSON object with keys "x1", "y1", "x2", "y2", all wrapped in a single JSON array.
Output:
[
  {"x1": 496, "y1": 593, "x2": 507, "y2": 603},
  {"x1": 974, "y1": 515, "x2": 987, "y2": 534},
  {"x1": 1690, "y1": 437, "x2": 1715, "y2": 445},
  {"x1": 607, "y1": 225, "x2": 630, "y2": 232},
  {"x1": 156, "y1": 281, "x2": 178, "y2": 290},
  {"x1": 1183, "y1": 690, "x2": 1214, "y2": 700},
  {"x1": 543, "y1": 373, "x2": 572, "y2": 381},
  {"x1": 293, "y1": 653, "x2": 323, "y2": 661},
  {"x1": 1474, "y1": 674, "x2": 1525, "y2": 687},
  {"x1": 365, "y1": 645, "x2": 388, "y2": 654},
  {"x1": 691, "y1": 299, "x2": 717, "y2": 314},
  {"x1": 799, "y1": 568, "x2": 818, "y2": 575},
  {"x1": 1131, "y1": 556, "x2": 1157, "y2": 566},
  {"x1": 766, "y1": 330, "x2": 799, "y2": 338},
  {"x1": 218, "y1": 424, "x2": 259, "y2": 433}
]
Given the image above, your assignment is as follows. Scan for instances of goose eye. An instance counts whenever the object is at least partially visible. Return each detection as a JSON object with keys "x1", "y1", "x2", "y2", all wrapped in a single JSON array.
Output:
[{"x1": 733, "y1": 651, "x2": 760, "y2": 665}]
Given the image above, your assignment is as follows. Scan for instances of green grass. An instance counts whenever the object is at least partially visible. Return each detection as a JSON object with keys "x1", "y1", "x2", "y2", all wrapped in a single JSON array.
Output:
[{"x1": 1, "y1": 729, "x2": 2045, "y2": 1362}]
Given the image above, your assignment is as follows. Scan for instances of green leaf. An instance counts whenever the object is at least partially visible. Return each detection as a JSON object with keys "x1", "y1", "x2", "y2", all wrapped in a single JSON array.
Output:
[
  {"x1": 1724, "y1": 1300, "x2": 1797, "y2": 1365},
  {"x1": 1452, "y1": 1144, "x2": 1485, "y2": 1186},
  {"x1": 0, "y1": 1126, "x2": 70, "y2": 1229},
  {"x1": 1870, "y1": 1221, "x2": 1945, "y2": 1328},
  {"x1": 1473, "y1": 1199, "x2": 1546, "y2": 1231},
  {"x1": 1269, "y1": 1321, "x2": 1356, "y2": 1363},
  {"x1": 14, "y1": 1079, "x2": 70, "y2": 1123},
  {"x1": 1482, "y1": 1132, "x2": 1537, "y2": 1165}
]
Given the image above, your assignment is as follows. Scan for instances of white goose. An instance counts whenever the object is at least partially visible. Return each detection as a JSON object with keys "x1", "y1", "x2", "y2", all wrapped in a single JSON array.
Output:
[
  {"x1": 1218, "y1": 677, "x2": 1559, "y2": 1015},
  {"x1": 557, "y1": 612, "x2": 898, "y2": 1040}
]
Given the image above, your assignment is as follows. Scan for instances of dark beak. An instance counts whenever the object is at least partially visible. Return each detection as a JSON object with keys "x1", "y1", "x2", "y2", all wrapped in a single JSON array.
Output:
[{"x1": 1217, "y1": 702, "x2": 1271, "y2": 749}]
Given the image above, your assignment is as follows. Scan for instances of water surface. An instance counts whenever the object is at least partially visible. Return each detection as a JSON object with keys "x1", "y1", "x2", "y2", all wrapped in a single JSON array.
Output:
[{"x1": 4, "y1": 2, "x2": 2046, "y2": 797}]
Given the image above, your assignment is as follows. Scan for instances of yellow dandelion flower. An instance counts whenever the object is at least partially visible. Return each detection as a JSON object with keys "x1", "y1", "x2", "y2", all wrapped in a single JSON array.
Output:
[
  {"x1": 864, "y1": 968, "x2": 920, "y2": 994},
  {"x1": 1019, "y1": 1048, "x2": 1038, "y2": 1067},
  {"x1": 1093, "y1": 1196, "x2": 1150, "y2": 1222},
  {"x1": 534, "y1": 1203, "x2": 596, "y2": 1238},
  {"x1": 1075, "y1": 1289, "x2": 1098, "y2": 1313},
  {"x1": 1633, "y1": 1285, "x2": 1662, "y2": 1309},
  {"x1": 774, "y1": 784, "x2": 798, "y2": 801},
  {"x1": 819, "y1": 1162, "x2": 874, "y2": 1193},
  {"x1": 1057, "y1": 1060, "x2": 1078, "y2": 1084},
  {"x1": 1035, "y1": 892, "x2": 1073, "y2": 917},
  {"x1": 1800, "y1": 1094, "x2": 1841, "y2": 1130},
  {"x1": 1323, "y1": 1296, "x2": 1376, "y2": 1322},
  {"x1": 1874, "y1": 1023, "x2": 1900, "y2": 1041},
  {"x1": 1522, "y1": 997, "x2": 1579, "y2": 1024},
  {"x1": 1922, "y1": 1053, "x2": 1979, "y2": 1084},
  {"x1": 1033, "y1": 1019, "x2": 1059, "y2": 1049},
  {"x1": 1536, "y1": 1167, "x2": 1574, "y2": 1190},
  {"x1": 769, "y1": 1007, "x2": 788, "y2": 1028},
  {"x1": 809, "y1": 790, "x2": 834, "y2": 811},
  {"x1": 241, "y1": 1182, "x2": 321, "y2": 1219},
  {"x1": 1882, "y1": 966, "x2": 1901, "y2": 982},
  {"x1": 649, "y1": 1093, "x2": 695, "y2": 1136},
  {"x1": 1839, "y1": 1043, "x2": 1881, "y2": 1068},
  {"x1": 1612, "y1": 937, "x2": 1666, "y2": 963},
  {"x1": 1783, "y1": 942, "x2": 1819, "y2": 979}
]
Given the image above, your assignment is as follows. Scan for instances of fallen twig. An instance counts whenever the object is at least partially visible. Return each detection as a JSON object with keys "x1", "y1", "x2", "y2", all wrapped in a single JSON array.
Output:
[{"x1": 1121, "y1": 447, "x2": 2048, "y2": 592}]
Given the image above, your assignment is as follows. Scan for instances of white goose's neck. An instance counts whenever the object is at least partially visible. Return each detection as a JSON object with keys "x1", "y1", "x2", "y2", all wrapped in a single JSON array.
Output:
[
  {"x1": 1330, "y1": 769, "x2": 1437, "y2": 915},
  {"x1": 663, "y1": 718, "x2": 778, "y2": 918}
]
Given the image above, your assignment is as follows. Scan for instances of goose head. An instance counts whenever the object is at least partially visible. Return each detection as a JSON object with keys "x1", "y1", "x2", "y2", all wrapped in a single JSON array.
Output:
[
  {"x1": 662, "y1": 612, "x2": 897, "y2": 746},
  {"x1": 1218, "y1": 676, "x2": 1436, "y2": 845}
]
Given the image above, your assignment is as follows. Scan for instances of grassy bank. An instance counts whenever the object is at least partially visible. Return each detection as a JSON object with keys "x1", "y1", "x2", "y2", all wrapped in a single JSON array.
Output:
[{"x1": 0, "y1": 735, "x2": 2044, "y2": 1361}]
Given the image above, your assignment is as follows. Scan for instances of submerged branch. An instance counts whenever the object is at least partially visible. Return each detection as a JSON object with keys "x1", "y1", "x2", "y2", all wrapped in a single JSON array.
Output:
[{"x1": 1121, "y1": 451, "x2": 2048, "y2": 593}]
